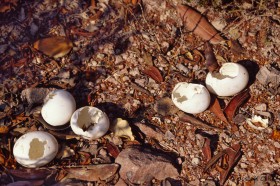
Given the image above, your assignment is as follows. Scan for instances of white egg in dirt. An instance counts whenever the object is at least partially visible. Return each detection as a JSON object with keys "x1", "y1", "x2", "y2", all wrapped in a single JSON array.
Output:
[
  {"x1": 13, "y1": 131, "x2": 58, "y2": 168},
  {"x1": 171, "y1": 82, "x2": 211, "y2": 114},
  {"x1": 41, "y1": 89, "x2": 76, "y2": 126},
  {"x1": 70, "y1": 106, "x2": 110, "y2": 140},
  {"x1": 205, "y1": 63, "x2": 249, "y2": 96}
]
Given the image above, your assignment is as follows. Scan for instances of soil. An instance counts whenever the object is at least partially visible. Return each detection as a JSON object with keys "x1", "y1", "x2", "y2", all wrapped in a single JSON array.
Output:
[{"x1": 0, "y1": 0, "x2": 280, "y2": 185}]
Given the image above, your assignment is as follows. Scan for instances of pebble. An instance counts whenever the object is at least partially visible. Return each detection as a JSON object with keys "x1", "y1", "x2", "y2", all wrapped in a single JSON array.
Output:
[
  {"x1": 274, "y1": 142, "x2": 280, "y2": 148},
  {"x1": 254, "y1": 103, "x2": 267, "y2": 111},
  {"x1": 191, "y1": 157, "x2": 200, "y2": 165}
]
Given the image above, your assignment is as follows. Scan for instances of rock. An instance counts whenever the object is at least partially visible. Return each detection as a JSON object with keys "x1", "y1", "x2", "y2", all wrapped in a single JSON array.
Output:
[{"x1": 115, "y1": 146, "x2": 179, "y2": 184}]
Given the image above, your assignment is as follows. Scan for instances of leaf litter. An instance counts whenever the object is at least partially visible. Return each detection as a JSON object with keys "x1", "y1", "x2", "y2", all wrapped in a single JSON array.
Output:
[{"x1": 0, "y1": 0, "x2": 280, "y2": 185}]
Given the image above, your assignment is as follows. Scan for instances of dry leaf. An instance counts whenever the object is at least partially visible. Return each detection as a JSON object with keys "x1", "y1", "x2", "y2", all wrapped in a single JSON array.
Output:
[
  {"x1": 33, "y1": 36, "x2": 73, "y2": 58},
  {"x1": 178, "y1": 112, "x2": 224, "y2": 131},
  {"x1": 65, "y1": 164, "x2": 119, "y2": 181},
  {"x1": 224, "y1": 89, "x2": 250, "y2": 121},
  {"x1": 0, "y1": 125, "x2": 9, "y2": 134},
  {"x1": 106, "y1": 141, "x2": 120, "y2": 158},
  {"x1": 271, "y1": 129, "x2": 280, "y2": 141},
  {"x1": 204, "y1": 143, "x2": 242, "y2": 185},
  {"x1": 209, "y1": 97, "x2": 228, "y2": 124},
  {"x1": 142, "y1": 66, "x2": 163, "y2": 83},
  {"x1": 111, "y1": 118, "x2": 135, "y2": 141},
  {"x1": 219, "y1": 143, "x2": 242, "y2": 185},
  {"x1": 177, "y1": 5, "x2": 224, "y2": 44},
  {"x1": 228, "y1": 39, "x2": 244, "y2": 55},
  {"x1": 134, "y1": 122, "x2": 165, "y2": 141},
  {"x1": 202, "y1": 137, "x2": 212, "y2": 162},
  {"x1": 204, "y1": 42, "x2": 219, "y2": 72}
]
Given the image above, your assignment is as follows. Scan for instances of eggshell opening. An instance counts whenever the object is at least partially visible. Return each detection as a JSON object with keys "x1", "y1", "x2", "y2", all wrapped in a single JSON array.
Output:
[
  {"x1": 171, "y1": 82, "x2": 210, "y2": 114},
  {"x1": 13, "y1": 131, "x2": 58, "y2": 168},
  {"x1": 41, "y1": 90, "x2": 76, "y2": 126},
  {"x1": 205, "y1": 63, "x2": 249, "y2": 96},
  {"x1": 70, "y1": 106, "x2": 110, "y2": 140}
]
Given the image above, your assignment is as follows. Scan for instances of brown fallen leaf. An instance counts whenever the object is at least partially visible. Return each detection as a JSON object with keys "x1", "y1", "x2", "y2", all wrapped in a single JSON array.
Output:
[
  {"x1": 224, "y1": 89, "x2": 250, "y2": 121},
  {"x1": 134, "y1": 122, "x2": 165, "y2": 142},
  {"x1": 177, "y1": 5, "x2": 224, "y2": 44},
  {"x1": 209, "y1": 96, "x2": 228, "y2": 124},
  {"x1": 228, "y1": 39, "x2": 244, "y2": 55},
  {"x1": 204, "y1": 143, "x2": 242, "y2": 185},
  {"x1": 271, "y1": 129, "x2": 280, "y2": 141},
  {"x1": 219, "y1": 143, "x2": 242, "y2": 185},
  {"x1": 178, "y1": 112, "x2": 224, "y2": 131},
  {"x1": 202, "y1": 137, "x2": 212, "y2": 162},
  {"x1": 204, "y1": 42, "x2": 219, "y2": 72},
  {"x1": 142, "y1": 65, "x2": 163, "y2": 83},
  {"x1": 33, "y1": 36, "x2": 73, "y2": 58},
  {"x1": 106, "y1": 141, "x2": 120, "y2": 158},
  {"x1": 0, "y1": 125, "x2": 9, "y2": 134},
  {"x1": 65, "y1": 164, "x2": 119, "y2": 182}
]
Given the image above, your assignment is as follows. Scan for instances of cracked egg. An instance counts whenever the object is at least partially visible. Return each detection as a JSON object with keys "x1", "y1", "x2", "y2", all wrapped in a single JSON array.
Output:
[
  {"x1": 205, "y1": 63, "x2": 249, "y2": 96},
  {"x1": 171, "y1": 82, "x2": 210, "y2": 114},
  {"x1": 70, "y1": 106, "x2": 110, "y2": 140},
  {"x1": 41, "y1": 89, "x2": 76, "y2": 126},
  {"x1": 13, "y1": 131, "x2": 58, "y2": 168}
]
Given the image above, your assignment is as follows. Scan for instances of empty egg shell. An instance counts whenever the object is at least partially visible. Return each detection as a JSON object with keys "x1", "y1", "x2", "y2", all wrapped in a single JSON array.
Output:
[
  {"x1": 13, "y1": 131, "x2": 58, "y2": 168},
  {"x1": 70, "y1": 106, "x2": 110, "y2": 140},
  {"x1": 41, "y1": 89, "x2": 76, "y2": 126},
  {"x1": 171, "y1": 82, "x2": 211, "y2": 114},
  {"x1": 205, "y1": 63, "x2": 249, "y2": 96}
]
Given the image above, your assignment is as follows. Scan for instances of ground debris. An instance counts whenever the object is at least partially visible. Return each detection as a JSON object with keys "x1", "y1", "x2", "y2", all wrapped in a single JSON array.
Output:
[{"x1": 115, "y1": 146, "x2": 179, "y2": 184}]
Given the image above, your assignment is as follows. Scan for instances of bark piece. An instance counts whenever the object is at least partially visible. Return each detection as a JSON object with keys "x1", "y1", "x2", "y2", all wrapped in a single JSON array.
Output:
[
  {"x1": 65, "y1": 164, "x2": 119, "y2": 182},
  {"x1": 177, "y1": 5, "x2": 224, "y2": 44},
  {"x1": 115, "y1": 146, "x2": 179, "y2": 184}
]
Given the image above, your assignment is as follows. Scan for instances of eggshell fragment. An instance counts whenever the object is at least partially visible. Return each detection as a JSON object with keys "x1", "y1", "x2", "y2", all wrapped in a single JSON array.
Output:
[
  {"x1": 13, "y1": 131, "x2": 58, "y2": 168},
  {"x1": 171, "y1": 82, "x2": 211, "y2": 114},
  {"x1": 41, "y1": 90, "x2": 76, "y2": 126},
  {"x1": 205, "y1": 63, "x2": 249, "y2": 96},
  {"x1": 70, "y1": 106, "x2": 110, "y2": 140}
]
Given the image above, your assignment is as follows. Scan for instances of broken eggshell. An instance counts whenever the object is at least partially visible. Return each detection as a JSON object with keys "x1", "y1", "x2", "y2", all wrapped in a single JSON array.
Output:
[
  {"x1": 206, "y1": 63, "x2": 249, "y2": 96},
  {"x1": 41, "y1": 89, "x2": 76, "y2": 127},
  {"x1": 246, "y1": 115, "x2": 269, "y2": 130},
  {"x1": 13, "y1": 131, "x2": 58, "y2": 168},
  {"x1": 171, "y1": 82, "x2": 211, "y2": 114},
  {"x1": 70, "y1": 106, "x2": 110, "y2": 140}
]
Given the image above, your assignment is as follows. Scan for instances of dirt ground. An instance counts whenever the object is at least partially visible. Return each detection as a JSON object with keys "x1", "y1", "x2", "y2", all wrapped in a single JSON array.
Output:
[{"x1": 0, "y1": 0, "x2": 280, "y2": 185}]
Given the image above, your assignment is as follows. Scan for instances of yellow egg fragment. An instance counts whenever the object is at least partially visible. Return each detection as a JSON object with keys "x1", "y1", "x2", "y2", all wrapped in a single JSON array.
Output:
[{"x1": 33, "y1": 36, "x2": 73, "y2": 58}]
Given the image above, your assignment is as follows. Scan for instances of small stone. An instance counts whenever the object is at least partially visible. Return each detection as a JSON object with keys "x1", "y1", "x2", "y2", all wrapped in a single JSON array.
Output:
[
  {"x1": 274, "y1": 142, "x2": 280, "y2": 148},
  {"x1": 191, "y1": 157, "x2": 200, "y2": 165},
  {"x1": 255, "y1": 103, "x2": 267, "y2": 111}
]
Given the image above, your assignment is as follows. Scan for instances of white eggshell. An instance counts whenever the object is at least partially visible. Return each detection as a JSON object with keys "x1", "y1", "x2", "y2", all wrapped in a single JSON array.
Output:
[
  {"x1": 171, "y1": 82, "x2": 211, "y2": 114},
  {"x1": 205, "y1": 63, "x2": 249, "y2": 96},
  {"x1": 41, "y1": 89, "x2": 76, "y2": 126},
  {"x1": 70, "y1": 106, "x2": 110, "y2": 140},
  {"x1": 13, "y1": 131, "x2": 58, "y2": 168}
]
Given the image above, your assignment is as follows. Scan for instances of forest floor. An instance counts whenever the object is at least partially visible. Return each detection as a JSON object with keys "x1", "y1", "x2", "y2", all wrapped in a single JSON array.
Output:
[{"x1": 0, "y1": 0, "x2": 280, "y2": 185}]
